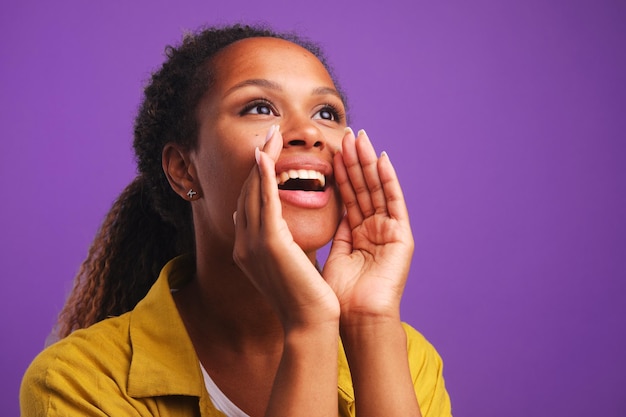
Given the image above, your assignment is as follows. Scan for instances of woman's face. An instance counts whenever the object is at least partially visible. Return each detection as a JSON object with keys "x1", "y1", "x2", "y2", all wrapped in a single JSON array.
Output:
[{"x1": 189, "y1": 37, "x2": 347, "y2": 254}]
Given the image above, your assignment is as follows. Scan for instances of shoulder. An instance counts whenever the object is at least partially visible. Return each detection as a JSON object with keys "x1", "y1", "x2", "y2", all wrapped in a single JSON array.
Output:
[
  {"x1": 402, "y1": 323, "x2": 442, "y2": 361},
  {"x1": 401, "y1": 323, "x2": 453, "y2": 417},
  {"x1": 401, "y1": 322, "x2": 445, "y2": 379},
  {"x1": 20, "y1": 315, "x2": 133, "y2": 415}
]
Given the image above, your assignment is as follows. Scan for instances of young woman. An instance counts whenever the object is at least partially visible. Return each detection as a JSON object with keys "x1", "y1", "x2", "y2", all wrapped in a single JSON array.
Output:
[{"x1": 21, "y1": 24, "x2": 452, "y2": 416}]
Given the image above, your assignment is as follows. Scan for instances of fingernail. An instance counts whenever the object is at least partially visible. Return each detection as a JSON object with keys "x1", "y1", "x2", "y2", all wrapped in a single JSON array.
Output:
[
  {"x1": 255, "y1": 147, "x2": 261, "y2": 164},
  {"x1": 357, "y1": 129, "x2": 367, "y2": 138},
  {"x1": 381, "y1": 150, "x2": 389, "y2": 160},
  {"x1": 344, "y1": 126, "x2": 354, "y2": 136},
  {"x1": 265, "y1": 125, "x2": 276, "y2": 142},
  {"x1": 232, "y1": 211, "x2": 237, "y2": 225}
]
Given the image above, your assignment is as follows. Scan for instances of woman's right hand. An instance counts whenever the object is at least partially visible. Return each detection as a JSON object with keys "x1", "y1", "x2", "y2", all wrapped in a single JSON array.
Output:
[{"x1": 232, "y1": 125, "x2": 340, "y2": 330}]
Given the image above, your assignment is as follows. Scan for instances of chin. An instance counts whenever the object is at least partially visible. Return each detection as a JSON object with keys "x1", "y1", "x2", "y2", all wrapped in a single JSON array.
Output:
[{"x1": 286, "y1": 213, "x2": 340, "y2": 254}]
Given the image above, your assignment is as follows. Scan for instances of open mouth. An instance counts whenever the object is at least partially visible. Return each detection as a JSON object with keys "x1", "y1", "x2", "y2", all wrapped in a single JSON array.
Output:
[{"x1": 277, "y1": 169, "x2": 326, "y2": 192}]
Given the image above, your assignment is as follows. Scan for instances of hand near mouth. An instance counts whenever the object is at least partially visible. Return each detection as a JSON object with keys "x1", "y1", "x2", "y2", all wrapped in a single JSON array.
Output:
[
  {"x1": 323, "y1": 128, "x2": 420, "y2": 416},
  {"x1": 324, "y1": 128, "x2": 414, "y2": 324},
  {"x1": 232, "y1": 125, "x2": 340, "y2": 329}
]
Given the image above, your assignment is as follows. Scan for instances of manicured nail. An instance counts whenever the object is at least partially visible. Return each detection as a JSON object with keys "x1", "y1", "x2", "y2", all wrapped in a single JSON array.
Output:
[
  {"x1": 254, "y1": 146, "x2": 261, "y2": 165},
  {"x1": 357, "y1": 129, "x2": 367, "y2": 138},
  {"x1": 344, "y1": 126, "x2": 354, "y2": 136},
  {"x1": 265, "y1": 125, "x2": 276, "y2": 142},
  {"x1": 255, "y1": 147, "x2": 261, "y2": 164},
  {"x1": 381, "y1": 150, "x2": 389, "y2": 160}
]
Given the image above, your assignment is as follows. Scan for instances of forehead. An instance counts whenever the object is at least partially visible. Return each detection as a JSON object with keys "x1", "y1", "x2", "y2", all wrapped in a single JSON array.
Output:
[{"x1": 209, "y1": 37, "x2": 335, "y2": 90}]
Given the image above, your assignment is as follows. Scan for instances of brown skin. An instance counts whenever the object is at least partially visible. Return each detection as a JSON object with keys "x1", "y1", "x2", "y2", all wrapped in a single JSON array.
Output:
[
  {"x1": 189, "y1": 37, "x2": 345, "y2": 255},
  {"x1": 163, "y1": 37, "x2": 421, "y2": 417}
]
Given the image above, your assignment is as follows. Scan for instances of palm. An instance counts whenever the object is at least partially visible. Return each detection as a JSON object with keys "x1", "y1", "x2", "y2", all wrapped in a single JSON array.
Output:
[
  {"x1": 325, "y1": 207, "x2": 412, "y2": 316},
  {"x1": 323, "y1": 130, "x2": 413, "y2": 318}
]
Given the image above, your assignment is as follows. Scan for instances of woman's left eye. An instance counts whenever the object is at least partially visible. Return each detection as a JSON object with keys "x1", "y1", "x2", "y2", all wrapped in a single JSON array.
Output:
[{"x1": 313, "y1": 105, "x2": 341, "y2": 122}]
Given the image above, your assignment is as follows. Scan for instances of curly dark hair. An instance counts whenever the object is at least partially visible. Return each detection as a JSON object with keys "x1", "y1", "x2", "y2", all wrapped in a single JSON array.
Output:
[{"x1": 57, "y1": 23, "x2": 346, "y2": 338}]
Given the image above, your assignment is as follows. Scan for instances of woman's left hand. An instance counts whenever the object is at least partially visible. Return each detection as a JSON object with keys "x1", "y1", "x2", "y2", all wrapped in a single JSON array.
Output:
[{"x1": 323, "y1": 128, "x2": 414, "y2": 324}]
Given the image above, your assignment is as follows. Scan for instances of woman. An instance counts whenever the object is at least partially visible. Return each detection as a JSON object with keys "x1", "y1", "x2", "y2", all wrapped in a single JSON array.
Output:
[{"x1": 21, "y1": 24, "x2": 451, "y2": 416}]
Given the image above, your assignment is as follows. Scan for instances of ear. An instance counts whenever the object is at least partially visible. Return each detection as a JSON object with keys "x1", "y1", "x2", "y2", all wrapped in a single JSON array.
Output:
[{"x1": 162, "y1": 143, "x2": 199, "y2": 200}]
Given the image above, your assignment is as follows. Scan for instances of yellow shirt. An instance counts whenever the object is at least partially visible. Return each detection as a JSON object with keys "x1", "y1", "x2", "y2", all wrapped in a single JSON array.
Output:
[{"x1": 21, "y1": 256, "x2": 452, "y2": 416}]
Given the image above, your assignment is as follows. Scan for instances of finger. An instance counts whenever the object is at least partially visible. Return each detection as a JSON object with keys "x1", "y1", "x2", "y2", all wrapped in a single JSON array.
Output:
[
  {"x1": 326, "y1": 215, "x2": 352, "y2": 259},
  {"x1": 342, "y1": 128, "x2": 375, "y2": 217},
  {"x1": 262, "y1": 124, "x2": 282, "y2": 162},
  {"x1": 377, "y1": 151, "x2": 410, "y2": 222},
  {"x1": 334, "y1": 129, "x2": 363, "y2": 228},
  {"x1": 355, "y1": 129, "x2": 387, "y2": 215},
  {"x1": 256, "y1": 146, "x2": 284, "y2": 232},
  {"x1": 237, "y1": 126, "x2": 282, "y2": 236},
  {"x1": 236, "y1": 160, "x2": 259, "y2": 232},
  {"x1": 257, "y1": 125, "x2": 283, "y2": 230},
  {"x1": 334, "y1": 151, "x2": 363, "y2": 229},
  {"x1": 234, "y1": 165, "x2": 256, "y2": 261}
]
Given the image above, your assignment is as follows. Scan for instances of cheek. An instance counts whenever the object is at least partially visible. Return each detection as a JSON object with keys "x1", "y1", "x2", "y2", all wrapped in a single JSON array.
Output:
[
  {"x1": 196, "y1": 149, "x2": 252, "y2": 219},
  {"x1": 324, "y1": 127, "x2": 345, "y2": 150},
  {"x1": 210, "y1": 162, "x2": 253, "y2": 209}
]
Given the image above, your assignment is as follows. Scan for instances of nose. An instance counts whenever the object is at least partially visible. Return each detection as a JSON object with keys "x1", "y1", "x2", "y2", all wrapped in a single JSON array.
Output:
[{"x1": 280, "y1": 116, "x2": 326, "y2": 150}]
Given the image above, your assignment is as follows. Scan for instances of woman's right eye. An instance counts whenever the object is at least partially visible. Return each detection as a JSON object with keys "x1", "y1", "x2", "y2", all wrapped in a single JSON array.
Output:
[{"x1": 240, "y1": 100, "x2": 277, "y2": 116}]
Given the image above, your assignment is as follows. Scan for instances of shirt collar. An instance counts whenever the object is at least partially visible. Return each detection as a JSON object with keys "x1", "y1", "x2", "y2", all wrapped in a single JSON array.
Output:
[
  {"x1": 127, "y1": 255, "x2": 204, "y2": 398},
  {"x1": 126, "y1": 255, "x2": 355, "y2": 408}
]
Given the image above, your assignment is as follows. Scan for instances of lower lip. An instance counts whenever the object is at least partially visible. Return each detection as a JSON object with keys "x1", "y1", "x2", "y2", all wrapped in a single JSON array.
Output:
[{"x1": 278, "y1": 188, "x2": 332, "y2": 209}]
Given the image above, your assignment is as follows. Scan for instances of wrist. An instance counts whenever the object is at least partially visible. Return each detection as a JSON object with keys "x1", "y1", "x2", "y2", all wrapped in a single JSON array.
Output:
[
  {"x1": 283, "y1": 319, "x2": 340, "y2": 353},
  {"x1": 281, "y1": 305, "x2": 341, "y2": 335},
  {"x1": 339, "y1": 313, "x2": 404, "y2": 344},
  {"x1": 339, "y1": 303, "x2": 401, "y2": 327}
]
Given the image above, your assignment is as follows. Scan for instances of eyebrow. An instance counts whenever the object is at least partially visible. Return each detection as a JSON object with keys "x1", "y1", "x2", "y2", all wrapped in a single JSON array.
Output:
[
  {"x1": 311, "y1": 86, "x2": 343, "y2": 101},
  {"x1": 224, "y1": 78, "x2": 343, "y2": 101},
  {"x1": 224, "y1": 79, "x2": 282, "y2": 96}
]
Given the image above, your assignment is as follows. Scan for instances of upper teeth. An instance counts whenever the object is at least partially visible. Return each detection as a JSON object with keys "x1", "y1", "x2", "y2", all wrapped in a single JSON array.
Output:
[{"x1": 277, "y1": 169, "x2": 326, "y2": 187}]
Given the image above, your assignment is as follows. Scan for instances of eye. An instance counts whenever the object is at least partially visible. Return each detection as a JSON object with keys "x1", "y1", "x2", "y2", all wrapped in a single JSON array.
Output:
[
  {"x1": 240, "y1": 99, "x2": 278, "y2": 117},
  {"x1": 313, "y1": 104, "x2": 343, "y2": 122}
]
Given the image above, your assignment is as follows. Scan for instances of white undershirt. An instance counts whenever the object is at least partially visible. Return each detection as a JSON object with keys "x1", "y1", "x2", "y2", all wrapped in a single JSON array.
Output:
[{"x1": 200, "y1": 363, "x2": 250, "y2": 417}]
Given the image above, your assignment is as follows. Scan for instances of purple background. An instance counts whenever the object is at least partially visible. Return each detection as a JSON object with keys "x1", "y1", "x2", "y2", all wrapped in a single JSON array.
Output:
[{"x1": 2, "y1": 0, "x2": 625, "y2": 415}]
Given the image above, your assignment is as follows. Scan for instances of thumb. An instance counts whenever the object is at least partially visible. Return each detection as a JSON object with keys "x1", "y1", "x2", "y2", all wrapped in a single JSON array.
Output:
[
  {"x1": 327, "y1": 215, "x2": 352, "y2": 259},
  {"x1": 262, "y1": 125, "x2": 282, "y2": 162}
]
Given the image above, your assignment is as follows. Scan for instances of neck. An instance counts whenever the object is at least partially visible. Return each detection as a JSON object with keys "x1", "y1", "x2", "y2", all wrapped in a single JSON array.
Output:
[
  {"x1": 176, "y1": 223, "x2": 322, "y2": 352},
  {"x1": 174, "y1": 243, "x2": 286, "y2": 354}
]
